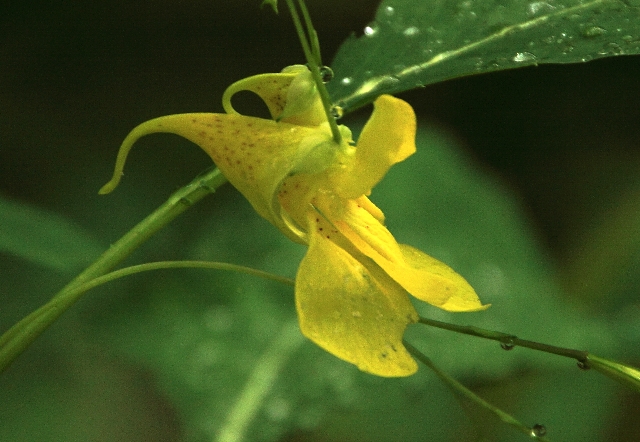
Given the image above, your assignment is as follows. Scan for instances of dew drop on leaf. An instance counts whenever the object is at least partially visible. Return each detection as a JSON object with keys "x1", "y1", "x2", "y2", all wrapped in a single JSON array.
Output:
[
  {"x1": 364, "y1": 22, "x2": 379, "y2": 37},
  {"x1": 383, "y1": 5, "x2": 395, "y2": 16},
  {"x1": 403, "y1": 26, "x2": 420, "y2": 37},
  {"x1": 601, "y1": 42, "x2": 624, "y2": 55},
  {"x1": 527, "y1": 2, "x2": 555, "y2": 17},
  {"x1": 513, "y1": 51, "x2": 537, "y2": 62},
  {"x1": 582, "y1": 26, "x2": 607, "y2": 38}
]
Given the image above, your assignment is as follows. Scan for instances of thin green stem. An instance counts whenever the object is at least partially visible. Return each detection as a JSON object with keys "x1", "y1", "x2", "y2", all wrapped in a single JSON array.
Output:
[
  {"x1": 75, "y1": 261, "x2": 295, "y2": 293},
  {"x1": 297, "y1": 0, "x2": 321, "y2": 63},
  {"x1": 404, "y1": 340, "x2": 551, "y2": 441},
  {"x1": 283, "y1": 0, "x2": 342, "y2": 144},
  {"x1": 0, "y1": 168, "x2": 228, "y2": 373},
  {"x1": 418, "y1": 316, "x2": 589, "y2": 364}
]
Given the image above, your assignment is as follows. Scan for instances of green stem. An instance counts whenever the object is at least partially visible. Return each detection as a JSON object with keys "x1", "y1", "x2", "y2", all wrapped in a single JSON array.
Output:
[
  {"x1": 404, "y1": 340, "x2": 551, "y2": 441},
  {"x1": 283, "y1": 0, "x2": 342, "y2": 145},
  {"x1": 75, "y1": 261, "x2": 294, "y2": 293},
  {"x1": 418, "y1": 316, "x2": 589, "y2": 364},
  {"x1": 0, "y1": 168, "x2": 228, "y2": 373}
]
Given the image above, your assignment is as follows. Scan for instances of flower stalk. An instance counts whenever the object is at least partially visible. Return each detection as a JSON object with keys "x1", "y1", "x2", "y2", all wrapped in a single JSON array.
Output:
[{"x1": 283, "y1": 0, "x2": 342, "y2": 144}]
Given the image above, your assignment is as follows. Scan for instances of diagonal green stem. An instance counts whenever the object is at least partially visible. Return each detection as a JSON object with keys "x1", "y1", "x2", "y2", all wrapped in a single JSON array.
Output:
[
  {"x1": 0, "y1": 168, "x2": 228, "y2": 373},
  {"x1": 418, "y1": 316, "x2": 589, "y2": 364},
  {"x1": 404, "y1": 340, "x2": 551, "y2": 441}
]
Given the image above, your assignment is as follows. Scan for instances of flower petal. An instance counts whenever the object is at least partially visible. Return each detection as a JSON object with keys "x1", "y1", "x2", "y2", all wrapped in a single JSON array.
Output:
[
  {"x1": 296, "y1": 212, "x2": 419, "y2": 377},
  {"x1": 100, "y1": 112, "x2": 318, "y2": 242},
  {"x1": 325, "y1": 197, "x2": 488, "y2": 312},
  {"x1": 331, "y1": 94, "x2": 417, "y2": 199},
  {"x1": 222, "y1": 71, "x2": 297, "y2": 120},
  {"x1": 222, "y1": 65, "x2": 326, "y2": 126}
]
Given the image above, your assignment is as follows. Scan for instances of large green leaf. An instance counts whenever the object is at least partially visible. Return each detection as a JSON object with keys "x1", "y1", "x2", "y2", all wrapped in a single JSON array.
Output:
[
  {"x1": 329, "y1": 0, "x2": 640, "y2": 110},
  {"x1": 0, "y1": 196, "x2": 104, "y2": 272}
]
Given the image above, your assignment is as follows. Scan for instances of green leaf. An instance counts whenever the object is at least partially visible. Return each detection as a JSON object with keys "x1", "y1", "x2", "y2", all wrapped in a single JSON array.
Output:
[
  {"x1": 329, "y1": 0, "x2": 640, "y2": 110},
  {"x1": 0, "y1": 196, "x2": 103, "y2": 272}
]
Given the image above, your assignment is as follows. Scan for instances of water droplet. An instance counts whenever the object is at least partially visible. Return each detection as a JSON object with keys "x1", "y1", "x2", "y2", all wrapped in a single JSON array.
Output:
[
  {"x1": 330, "y1": 105, "x2": 344, "y2": 120},
  {"x1": 513, "y1": 51, "x2": 537, "y2": 62},
  {"x1": 364, "y1": 23, "x2": 379, "y2": 37},
  {"x1": 383, "y1": 5, "x2": 395, "y2": 16},
  {"x1": 577, "y1": 359, "x2": 591, "y2": 370},
  {"x1": 319, "y1": 66, "x2": 334, "y2": 83},
  {"x1": 382, "y1": 75, "x2": 401, "y2": 87},
  {"x1": 340, "y1": 77, "x2": 352, "y2": 86},
  {"x1": 530, "y1": 424, "x2": 547, "y2": 437},
  {"x1": 599, "y1": 42, "x2": 624, "y2": 55},
  {"x1": 527, "y1": 2, "x2": 555, "y2": 16},
  {"x1": 403, "y1": 26, "x2": 420, "y2": 37},
  {"x1": 500, "y1": 339, "x2": 515, "y2": 351},
  {"x1": 582, "y1": 26, "x2": 606, "y2": 38}
]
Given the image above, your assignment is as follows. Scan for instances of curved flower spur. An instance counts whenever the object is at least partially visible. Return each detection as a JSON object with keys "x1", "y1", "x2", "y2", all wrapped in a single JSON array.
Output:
[{"x1": 100, "y1": 65, "x2": 489, "y2": 377}]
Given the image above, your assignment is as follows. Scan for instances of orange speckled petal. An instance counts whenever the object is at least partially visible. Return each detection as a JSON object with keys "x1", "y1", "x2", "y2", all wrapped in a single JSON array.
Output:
[
  {"x1": 100, "y1": 112, "x2": 317, "y2": 242},
  {"x1": 331, "y1": 95, "x2": 417, "y2": 199},
  {"x1": 326, "y1": 198, "x2": 488, "y2": 312},
  {"x1": 296, "y1": 212, "x2": 419, "y2": 377}
]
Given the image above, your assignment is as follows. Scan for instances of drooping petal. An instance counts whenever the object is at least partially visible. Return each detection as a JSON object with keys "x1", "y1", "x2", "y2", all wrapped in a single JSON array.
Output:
[
  {"x1": 323, "y1": 197, "x2": 488, "y2": 312},
  {"x1": 296, "y1": 212, "x2": 419, "y2": 377},
  {"x1": 99, "y1": 112, "x2": 320, "y2": 243},
  {"x1": 331, "y1": 94, "x2": 417, "y2": 199}
]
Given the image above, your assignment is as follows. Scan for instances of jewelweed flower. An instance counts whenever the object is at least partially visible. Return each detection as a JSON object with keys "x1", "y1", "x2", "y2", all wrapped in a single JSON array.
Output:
[{"x1": 101, "y1": 65, "x2": 488, "y2": 377}]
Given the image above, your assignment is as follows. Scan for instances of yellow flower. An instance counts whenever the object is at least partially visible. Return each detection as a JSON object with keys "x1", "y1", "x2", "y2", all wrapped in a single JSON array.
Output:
[{"x1": 101, "y1": 65, "x2": 488, "y2": 377}]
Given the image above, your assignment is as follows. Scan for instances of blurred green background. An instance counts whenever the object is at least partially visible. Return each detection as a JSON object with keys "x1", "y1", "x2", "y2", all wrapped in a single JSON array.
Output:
[{"x1": 1, "y1": 1, "x2": 640, "y2": 441}]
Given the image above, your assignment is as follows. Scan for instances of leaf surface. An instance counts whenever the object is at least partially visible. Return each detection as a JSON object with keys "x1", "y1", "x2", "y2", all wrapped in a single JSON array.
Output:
[
  {"x1": 329, "y1": 0, "x2": 640, "y2": 110},
  {"x1": 0, "y1": 196, "x2": 103, "y2": 271}
]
